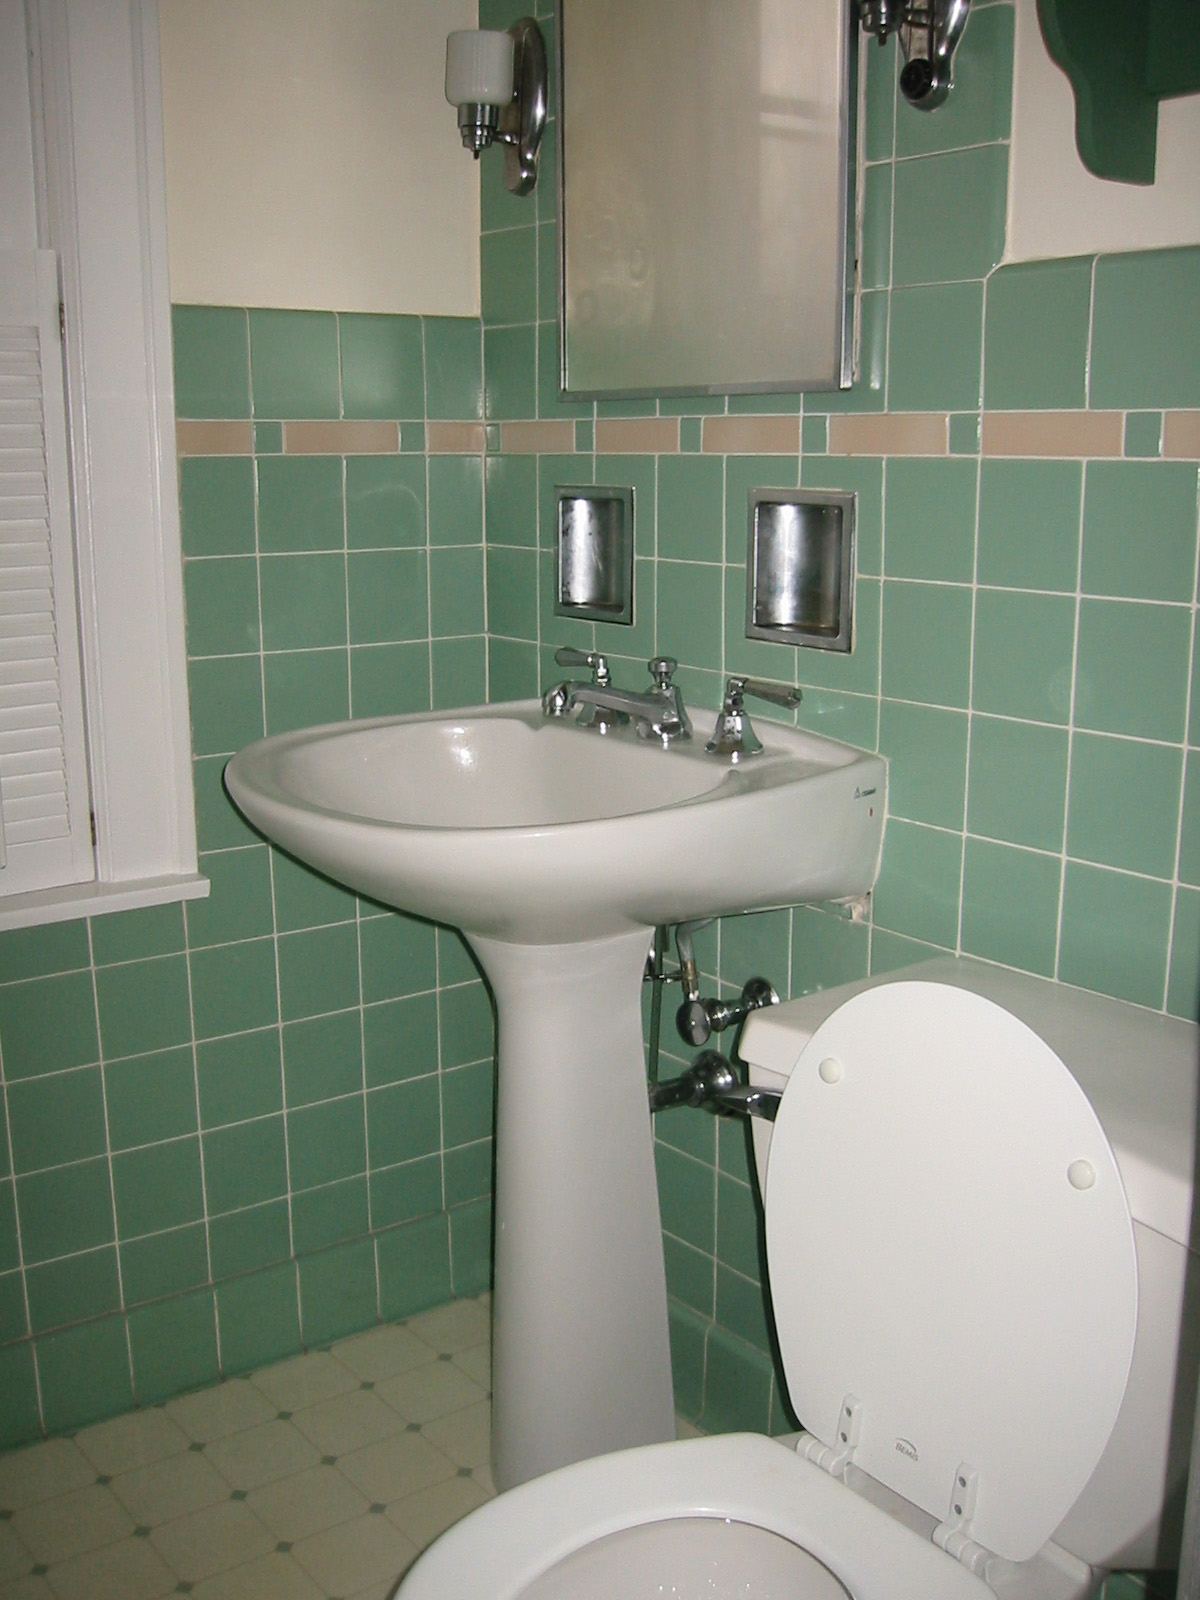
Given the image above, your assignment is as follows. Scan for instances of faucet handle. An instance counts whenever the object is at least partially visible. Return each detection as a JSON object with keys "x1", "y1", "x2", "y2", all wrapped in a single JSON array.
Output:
[
  {"x1": 555, "y1": 648, "x2": 611, "y2": 685},
  {"x1": 648, "y1": 656, "x2": 678, "y2": 688},
  {"x1": 723, "y1": 675, "x2": 802, "y2": 712}
]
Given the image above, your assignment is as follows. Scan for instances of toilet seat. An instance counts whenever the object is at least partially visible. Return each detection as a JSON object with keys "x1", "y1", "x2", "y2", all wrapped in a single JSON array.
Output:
[{"x1": 398, "y1": 1433, "x2": 993, "y2": 1599}]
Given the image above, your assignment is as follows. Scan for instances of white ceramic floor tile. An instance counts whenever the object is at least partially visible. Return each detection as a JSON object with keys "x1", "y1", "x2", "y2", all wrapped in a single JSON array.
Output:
[
  {"x1": 472, "y1": 1462, "x2": 496, "y2": 1498},
  {"x1": 250, "y1": 1353, "x2": 359, "y2": 1416},
  {"x1": 44, "y1": 1532, "x2": 177, "y2": 1600},
  {"x1": 404, "y1": 1298, "x2": 489, "y2": 1356},
  {"x1": 346, "y1": 1582, "x2": 397, "y2": 1600},
  {"x1": 290, "y1": 1391, "x2": 406, "y2": 1460},
  {"x1": 333, "y1": 1433, "x2": 455, "y2": 1506},
  {"x1": 418, "y1": 1400, "x2": 490, "y2": 1470},
  {"x1": 385, "y1": 1474, "x2": 489, "y2": 1551},
  {"x1": 111, "y1": 1449, "x2": 231, "y2": 1527},
  {"x1": 11, "y1": 1484, "x2": 133, "y2": 1566},
  {"x1": 0, "y1": 1575, "x2": 54, "y2": 1599},
  {"x1": 166, "y1": 1381, "x2": 278, "y2": 1446},
  {"x1": 246, "y1": 1463, "x2": 368, "y2": 1545},
  {"x1": 0, "y1": 1441, "x2": 96, "y2": 1513},
  {"x1": 676, "y1": 1414, "x2": 704, "y2": 1440},
  {"x1": 329, "y1": 1325, "x2": 438, "y2": 1385},
  {"x1": 190, "y1": 1550, "x2": 325, "y2": 1600},
  {"x1": 74, "y1": 1409, "x2": 191, "y2": 1478},
  {"x1": 451, "y1": 1343, "x2": 490, "y2": 1391},
  {"x1": 291, "y1": 1512, "x2": 416, "y2": 1597},
  {"x1": 206, "y1": 1420, "x2": 321, "y2": 1492},
  {"x1": 375, "y1": 1362, "x2": 485, "y2": 1426},
  {"x1": 0, "y1": 1527, "x2": 32, "y2": 1584},
  {"x1": 150, "y1": 1499, "x2": 276, "y2": 1585}
]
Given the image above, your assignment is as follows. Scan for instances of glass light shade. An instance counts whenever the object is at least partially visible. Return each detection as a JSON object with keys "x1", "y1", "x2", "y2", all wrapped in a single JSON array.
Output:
[{"x1": 445, "y1": 29, "x2": 515, "y2": 108}]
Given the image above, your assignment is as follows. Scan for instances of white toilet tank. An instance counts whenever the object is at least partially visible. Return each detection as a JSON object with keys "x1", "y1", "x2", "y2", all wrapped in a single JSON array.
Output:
[{"x1": 739, "y1": 956, "x2": 1200, "y2": 1573}]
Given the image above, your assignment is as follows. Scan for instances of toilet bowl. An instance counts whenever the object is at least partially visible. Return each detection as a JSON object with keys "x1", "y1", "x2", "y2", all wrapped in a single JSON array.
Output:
[{"x1": 396, "y1": 958, "x2": 1200, "y2": 1600}]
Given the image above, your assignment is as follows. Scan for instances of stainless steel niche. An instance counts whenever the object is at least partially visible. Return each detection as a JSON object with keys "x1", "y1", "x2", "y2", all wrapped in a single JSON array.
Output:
[
  {"x1": 746, "y1": 489, "x2": 855, "y2": 652},
  {"x1": 555, "y1": 486, "x2": 634, "y2": 624}
]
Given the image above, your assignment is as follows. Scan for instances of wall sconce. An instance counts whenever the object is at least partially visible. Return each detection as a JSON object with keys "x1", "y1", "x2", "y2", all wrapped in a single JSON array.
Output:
[
  {"x1": 857, "y1": 0, "x2": 971, "y2": 110},
  {"x1": 444, "y1": 19, "x2": 547, "y2": 195}
]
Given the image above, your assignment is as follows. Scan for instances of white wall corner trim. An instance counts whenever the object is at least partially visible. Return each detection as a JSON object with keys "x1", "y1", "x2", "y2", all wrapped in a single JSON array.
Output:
[{"x1": 2, "y1": 0, "x2": 207, "y2": 930}]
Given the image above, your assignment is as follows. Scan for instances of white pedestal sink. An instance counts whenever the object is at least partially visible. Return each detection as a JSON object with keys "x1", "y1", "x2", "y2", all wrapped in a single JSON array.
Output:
[{"x1": 226, "y1": 701, "x2": 886, "y2": 1489}]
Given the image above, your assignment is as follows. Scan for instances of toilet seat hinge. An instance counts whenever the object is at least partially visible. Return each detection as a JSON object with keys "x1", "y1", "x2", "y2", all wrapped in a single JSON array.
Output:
[
  {"x1": 933, "y1": 1463, "x2": 991, "y2": 1576},
  {"x1": 797, "y1": 1395, "x2": 862, "y2": 1478}
]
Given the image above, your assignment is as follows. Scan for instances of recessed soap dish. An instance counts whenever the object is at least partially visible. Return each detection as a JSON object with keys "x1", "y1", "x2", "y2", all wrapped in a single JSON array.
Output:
[
  {"x1": 554, "y1": 485, "x2": 634, "y2": 625},
  {"x1": 746, "y1": 489, "x2": 855, "y2": 653}
]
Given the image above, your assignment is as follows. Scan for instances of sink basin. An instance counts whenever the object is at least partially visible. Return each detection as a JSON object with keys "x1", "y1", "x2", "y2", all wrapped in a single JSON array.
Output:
[
  {"x1": 226, "y1": 698, "x2": 886, "y2": 1490},
  {"x1": 225, "y1": 700, "x2": 884, "y2": 943}
]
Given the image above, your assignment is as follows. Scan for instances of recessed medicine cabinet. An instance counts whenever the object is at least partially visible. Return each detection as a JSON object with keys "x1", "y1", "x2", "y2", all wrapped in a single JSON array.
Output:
[{"x1": 556, "y1": 0, "x2": 857, "y2": 398}]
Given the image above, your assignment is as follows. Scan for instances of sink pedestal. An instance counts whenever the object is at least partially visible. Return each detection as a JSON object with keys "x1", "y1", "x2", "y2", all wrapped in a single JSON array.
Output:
[{"x1": 471, "y1": 928, "x2": 677, "y2": 1490}]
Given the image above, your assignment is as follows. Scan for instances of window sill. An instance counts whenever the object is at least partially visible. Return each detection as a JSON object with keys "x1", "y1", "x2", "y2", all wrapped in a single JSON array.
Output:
[{"x1": 0, "y1": 872, "x2": 209, "y2": 931}]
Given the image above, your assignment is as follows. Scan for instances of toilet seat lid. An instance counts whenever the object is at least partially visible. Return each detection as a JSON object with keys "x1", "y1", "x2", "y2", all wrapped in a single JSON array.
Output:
[{"x1": 764, "y1": 981, "x2": 1138, "y2": 1564}]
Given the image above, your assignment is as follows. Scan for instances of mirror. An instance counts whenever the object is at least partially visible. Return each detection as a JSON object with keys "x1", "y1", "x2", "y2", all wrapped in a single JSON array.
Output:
[{"x1": 557, "y1": 0, "x2": 857, "y2": 398}]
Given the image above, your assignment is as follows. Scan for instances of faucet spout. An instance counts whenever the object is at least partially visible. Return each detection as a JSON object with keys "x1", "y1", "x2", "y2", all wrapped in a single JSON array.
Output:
[{"x1": 568, "y1": 682, "x2": 691, "y2": 746}]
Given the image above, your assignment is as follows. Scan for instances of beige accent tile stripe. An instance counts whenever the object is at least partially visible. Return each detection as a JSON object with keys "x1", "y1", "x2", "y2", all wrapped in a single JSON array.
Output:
[
  {"x1": 497, "y1": 421, "x2": 576, "y2": 454},
  {"x1": 176, "y1": 420, "x2": 253, "y2": 456},
  {"x1": 283, "y1": 420, "x2": 399, "y2": 455},
  {"x1": 1163, "y1": 411, "x2": 1200, "y2": 460},
  {"x1": 594, "y1": 417, "x2": 679, "y2": 454},
  {"x1": 426, "y1": 421, "x2": 488, "y2": 454},
  {"x1": 702, "y1": 416, "x2": 799, "y2": 454},
  {"x1": 827, "y1": 412, "x2": 947, "y2": 457},
  {"x1": 981, "y1": 410, "x2": 1123, "y2": 458}
]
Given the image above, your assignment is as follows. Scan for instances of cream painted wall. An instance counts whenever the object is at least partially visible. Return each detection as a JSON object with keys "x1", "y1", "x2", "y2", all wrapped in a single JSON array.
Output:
[
  {"x1": 1006, "y1": 0, "x2": 1200, "y2": 262},
  {"x1": 158, "y1": 0, "x2": 480, "y2": 314}
]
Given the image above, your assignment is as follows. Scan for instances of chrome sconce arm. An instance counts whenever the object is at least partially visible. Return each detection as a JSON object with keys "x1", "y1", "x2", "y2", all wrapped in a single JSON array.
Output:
[
  {"x1": 444, "y1": 19, "x2": 547, "y2": 195},
  {"x1": 858, "y1": 0, "x2": 971, "y2": 111}
]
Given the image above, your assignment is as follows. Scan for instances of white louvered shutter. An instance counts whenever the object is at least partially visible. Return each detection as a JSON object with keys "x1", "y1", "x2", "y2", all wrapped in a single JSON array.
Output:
[{"x1": 0, "y1": 252, "x2": 93, "y2": 895}]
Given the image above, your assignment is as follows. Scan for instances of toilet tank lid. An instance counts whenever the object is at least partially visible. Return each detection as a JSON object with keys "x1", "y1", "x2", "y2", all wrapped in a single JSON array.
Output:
[{"x1": 741, "y1": 957, "x2": 1199, "y2": 1250}]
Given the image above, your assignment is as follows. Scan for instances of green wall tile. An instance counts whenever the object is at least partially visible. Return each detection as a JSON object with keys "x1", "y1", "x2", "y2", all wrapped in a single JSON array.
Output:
[
  {"x1": 121, "y1": 1223, "x2": 209, "y2": 1305},
  {"x1": 701, "y1": 1324, "x2": 773, "y2": 1435},
  {"x1": 485, "y1": 454, "x2": 538, "y2": 548},
  {"x1": 967, "y1": 716, "x2": 1068, "y2": 852},
  {"x1": 891, "y1": 145, "x2": 1007, "y2": 286},
  {"x1": 257, "y1": 456, "x2": 345, "y2": 553},
  {"x1": 881, "y1": 581, "x2": 973, "y2": 707},
  {"x1": 959, "y1": 838, "x2": 1060, "y2": 976},
  {"x1": 425, "y1": 317, "x2": 483, "y2": 419},
  {"x1": 190, "y1": 938, "x2": 279, "y2": 1040},
  {"x1": 187, "y1": 655, "x2": 264, "y2": 757},
  {"x1": 37, "y1": 1317, "x2": 133, "y2": 1433},
  {"x1": 272, "y1": 851, "x2": 356, "y2": 932},
  {"x1": 216, "y1": 1263, "x2": 302, "y2": 1374},
  {"x1": 895, "y1": 2, "x2": 1013, "y2": 155},
  {"x1": 971, "y1": 590, "x2": 1075, "y2": 723},
  {"x1": 277, "y1": 924, "x2": 360, "y2": 1022},
  {"x1": 0, "y1": 970, "x2": 98, "y2": 1080},
  {"x1": 18, "y1": 1157, "x2": 114, "y2": 1263},
  {"x1": 187, "y1": 848, "x2": 274, "y2": 949},
  {"x1": 667, "y1": 1300, "x2": 708, "y2": 1420},
  {"x1": 203, "y1": 1117, "x2": 288, "y2": 1215},
  {"x1": 129, "y1": 1291, "x2": 219, "y2": 1405},
  {"x1": 1059, "y1": 863, "x2": 1171, "y2": 1008},
  {"x1": 95, "y1": 955, "x2": 192, "y2": 1059},
  {"x1": 432, "y1": 636, "x2": 487, "y2": 708},
  {"x1": 0, "y1": 1343, "x2": 40, "y2": 1446},
  {"x1": 112, "y1": 1137, "x2": 205, "y2": 1239},
  {"x1": 172, "y1": 306, "x2": 250, "y2": 419},
  {"x1": 179, "y1": 458, "x2": 256, "y2": 557},
  {"x1": 1091, "y1": 247, "x2": 1200, "y2": 410},
  {"x1": 93, "y1": 903, "x2": 186, "y2": 966},
  {"x1": 984, "y1": 257, "x2": 1092, "y2": 411},
  {"x1": 1124, "y1": 412, "x2": 1163, "y2": 459},
  {"x1": 263, "y1": 650, "x2": 350, "y2": 734},
  {"x1": 351, "y1": 641, "x2": 431, "y2": 717},
  {"x1": 339, "y1": 313, "x2": 424, "y2": 419},
  {"x1": 872, "y1": 817, "x2": 963, "y2": 946},
  {"x1": 814, "y1": 290, "x2": 888, "y2": 414},
  {"x1": 485, "y1": 324, "x2": 538, "y2": 419},
  {"x1": 363, "y1": 992, "x2": 439, "y2": 1088},
  {"x1": 658, "y1": 457, "x2": 724, "y2": 563},
  {"x1": 249, "y1": 309, "x2": 339, "y2": 419},
  {"x1": 791, "y1": 905, "x2": 870, "y2": 995},
  {"x1": 977, "y1": 459, "x2": 1081, "y2": 592},
  {"x1": 209, "y1": 1199, "x2": 291, "y2": 1281},
  {"x1": 884, "y1": 458, "x2": 977, "y2": 583},
  {"x1": 376, "y1": 1212, "x2": 452, "y2": 1319},
  {"x1": 359, "y1": 916, "x2": 436, "y2": 1004},
  {"x1": 283, "y1": 1011, "x2": 364, "y2": 1108},
  {"x1": 859, "y1": 163, "x2": 892, "y2": 292},
  {"x1": 489, "y1": 637, "x2": 539, "y2": 700},
  {"x1": 347, "y1": 549, "x2": 429, "y2": 645},
  {"x1": 260, "y1": 554, "x2": 347, "y2": 650},
  {"x1": 1074, "y1": 599, "x2": 1190, "y2": 741},
  {"x1": 0, "y1": 921, "x2": 89, "y2": 983},
  {"x1": 367, "y1": 1075, "x2": 441, "y2": 1168},
  {"x1": 1066, "y1": 734, "x2": 1182, "y2": 878},
  {"x1": 429, "y1": 547, "x2": 485, "y2": 637},
  {"x1": 449, "y1": 1197, "x2": 491, "y2": 1295},
  {"x1": 802, "y1": 457, "x2": 883, "y2": 576},
  {"x1": 657, "y1": 1145, "x2": 715, "y2": 1256},
  {"x1": 7, "y1": 1066, "x2": 107, "y2": 1172},
  {"x1": 481, "y1": 228, "x2": 538, "y2": 326},
  {"x1": 888, "y1": 282, "x2": 983, "y2": 412},
  {"x1": 184, "y1": 557, "x2": 260, "y2": 657},
  {"x1": 1081, "y1": 461, "x2": 1199, "y2": 603},
  {"x1": 27, "y1": 1246, "x2": 121, "y2": 1333},
  {"x1": 105, "y1": 1046, "x2": 199, "y2": 1151},
  {"x1": 346, "y1": 456, "x2": 426, "y2": 549},
  {"x1": 656, "y1": 561, "x2": 724, "y2": 672},
  {"x1": 863, "y1": 35, "x2": 897, "y2": 161},
  {"x1": 716, "y1": 1266, "x2": 772, "y2": 1355},
  {"x1": 196, "y1": 1028, "x2": 282, "y2": 1129},
  {"x1": 299, "y1": 1238, "x2": 378, "y2": 1346},
  {"x1": 486, "y1": 546, "x2": 538, "y2": 639},
  {"x1": 370, "y1": 1154, "x2": 442, "y2": 1228},
  {"x1": 664, "y1": 1235, "x2": 715, "y2": 1318},
  {"x1": 443, "y1": 1061, "x2": 494, "y2": 1147},
  {"x1": 444, "y1": 1140, "x2": 492, "y2": 1207},
  {"x1": 1181, "y1": 751, "x2": 1200, "y2": 887},
  {"x1": 878, "y1": 699, "x2": 968, "y2": 829},
  {"x1": 287, "y1": 1097, "x2": 366, "y2": 1191},
  {"x1": 428, "y1": 455, "x2": 484, "y2": 546},
  {"x1": 1168, "y1": 888, "x2": 1200, "y2": 1021}
]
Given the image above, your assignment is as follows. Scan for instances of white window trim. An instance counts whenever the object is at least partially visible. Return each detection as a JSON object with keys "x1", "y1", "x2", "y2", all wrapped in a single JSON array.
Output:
[{"x1": 1, "y1": 0, "x2": 206, "y2": 930}]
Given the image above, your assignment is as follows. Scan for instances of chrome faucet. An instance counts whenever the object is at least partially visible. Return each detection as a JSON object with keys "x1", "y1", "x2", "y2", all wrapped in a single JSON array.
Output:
[
  {"x1": 544, "y1": 652, "x2": 692, "y2": 746},
  {"x1": 706, "y1": 675, "x2": 803, "y2": 759},
  {"x1": 541, "y1": 648, "x2": 628, "y2": 732}
]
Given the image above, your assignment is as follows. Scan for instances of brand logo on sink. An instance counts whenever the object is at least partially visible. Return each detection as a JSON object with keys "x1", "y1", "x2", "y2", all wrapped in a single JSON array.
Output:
[{"x1": 854, "y1": 786, "x2": 877, "y2": 800}]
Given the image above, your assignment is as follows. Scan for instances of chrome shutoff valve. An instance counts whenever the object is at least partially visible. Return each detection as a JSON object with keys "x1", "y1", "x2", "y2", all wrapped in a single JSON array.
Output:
[{"x1": 676, "y1": 976, "x2": 778, "y2": 1048}]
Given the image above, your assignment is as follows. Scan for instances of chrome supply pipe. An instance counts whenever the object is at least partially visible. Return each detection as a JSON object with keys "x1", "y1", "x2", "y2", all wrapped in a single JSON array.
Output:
[{"x1": 648, "y1": 1050, "x2": 780, "y2": 1122}]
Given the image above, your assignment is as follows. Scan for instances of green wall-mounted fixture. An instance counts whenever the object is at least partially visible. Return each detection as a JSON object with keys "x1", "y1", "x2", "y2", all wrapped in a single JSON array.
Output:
[{"x1": 1036, "y1": 0, "x2": 1200, "y2": 185}]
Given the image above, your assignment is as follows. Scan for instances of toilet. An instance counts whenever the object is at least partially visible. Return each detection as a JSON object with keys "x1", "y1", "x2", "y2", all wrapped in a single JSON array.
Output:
[{"x1": 397, "y1": 957, "x2": 1200, "y2": 1599}]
